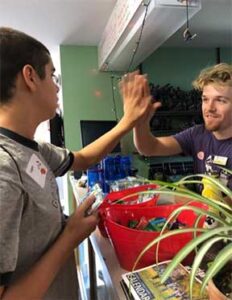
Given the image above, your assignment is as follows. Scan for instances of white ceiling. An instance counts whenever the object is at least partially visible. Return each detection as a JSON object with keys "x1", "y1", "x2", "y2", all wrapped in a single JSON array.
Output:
[
  {"x1": 163, "y1": 0, "x2": 232, "y2": 48},
  {"x1": 0, "y1": 0, "x2": 231, "y2": 60},
  {"x1": 0, "y1": 0, "x2": 117, "y2": 52}
]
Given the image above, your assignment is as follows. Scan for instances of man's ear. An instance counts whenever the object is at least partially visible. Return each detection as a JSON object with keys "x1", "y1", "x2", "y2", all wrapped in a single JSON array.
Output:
[{"x1": 21, "y1": 65, "x2": 38, "y2": 91}]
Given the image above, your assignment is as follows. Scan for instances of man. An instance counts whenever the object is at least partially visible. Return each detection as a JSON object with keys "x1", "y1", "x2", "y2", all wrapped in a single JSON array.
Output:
[
  {"x1": 0, "y1": 27, "x2": 151, "y2": 300},
  {"x1": 130, "y1": 63, "x2": 232, "y2": 191}
]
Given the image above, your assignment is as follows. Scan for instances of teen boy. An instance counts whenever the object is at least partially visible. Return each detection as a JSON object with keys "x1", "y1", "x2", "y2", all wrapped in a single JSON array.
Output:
[{"x1": 0, "y1": 27, "x2": 152, "y2": 300}]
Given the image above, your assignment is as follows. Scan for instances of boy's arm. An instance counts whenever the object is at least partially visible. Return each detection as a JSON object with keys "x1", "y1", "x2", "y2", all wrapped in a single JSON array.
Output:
[
  {"x1": 71, "y1": 72, "x2": 153, "y2": 171},
  {"x1": 0, "y1": 197, "x2": 98, "y2": 300}
]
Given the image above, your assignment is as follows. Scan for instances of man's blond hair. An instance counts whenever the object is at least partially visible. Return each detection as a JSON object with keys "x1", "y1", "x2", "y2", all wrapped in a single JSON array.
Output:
[{"x1": 193, "y1": 63, "x2": 232, "y2": 91}]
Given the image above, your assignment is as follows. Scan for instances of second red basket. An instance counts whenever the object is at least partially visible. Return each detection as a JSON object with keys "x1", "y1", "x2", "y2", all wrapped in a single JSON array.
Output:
[
  {"x1": 104, "y1": 202, "x2": 207, "y2": 271},
  {"x1": 98, "y1": 184, "x2": 159, "y2": 237}
]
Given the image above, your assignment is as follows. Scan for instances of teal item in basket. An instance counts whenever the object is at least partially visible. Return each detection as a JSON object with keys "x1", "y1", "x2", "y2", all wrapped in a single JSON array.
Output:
[{"x1": 145, "y1": 217, "x2": 167, "y2": 231}]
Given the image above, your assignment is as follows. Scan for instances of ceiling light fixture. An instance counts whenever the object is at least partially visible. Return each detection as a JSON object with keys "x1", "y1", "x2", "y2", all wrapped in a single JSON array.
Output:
[{"x1": 99, "y1": 0, "x2": 201, "y2": 71}]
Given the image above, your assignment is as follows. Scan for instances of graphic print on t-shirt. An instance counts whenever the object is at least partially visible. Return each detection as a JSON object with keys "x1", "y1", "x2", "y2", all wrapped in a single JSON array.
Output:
[{"x1": 26, "y1": 154, "x2": 47, "y2": 188}]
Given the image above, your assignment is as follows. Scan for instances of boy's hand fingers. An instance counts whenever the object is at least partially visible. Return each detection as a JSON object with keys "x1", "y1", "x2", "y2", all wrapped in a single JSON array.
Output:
[{"x1": 79, "y1": 195, "x2": 96, "y2": 212}]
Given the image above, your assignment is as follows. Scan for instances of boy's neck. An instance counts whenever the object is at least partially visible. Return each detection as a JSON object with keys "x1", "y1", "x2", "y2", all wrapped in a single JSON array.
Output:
[{"x1": 0, "y1": 107, "x2": 37, "y2": 140}]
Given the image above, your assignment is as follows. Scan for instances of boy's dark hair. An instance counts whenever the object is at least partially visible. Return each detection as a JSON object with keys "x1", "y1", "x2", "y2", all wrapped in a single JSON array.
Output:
[{"x1": 0, "y1": 27, "x2": 50, "y2": 103}]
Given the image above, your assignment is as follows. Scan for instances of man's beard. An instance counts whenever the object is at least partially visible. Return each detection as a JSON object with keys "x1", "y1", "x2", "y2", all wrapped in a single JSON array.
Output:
[
  {"x1": 205, "y1": 122, "x2": 220, "y2": 132},
  {"x1": 203, "y1": 114, "x2": 221, "y2": 132}
]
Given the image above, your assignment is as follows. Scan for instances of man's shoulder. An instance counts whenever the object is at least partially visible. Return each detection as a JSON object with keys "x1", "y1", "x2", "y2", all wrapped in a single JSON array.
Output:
[
  {"x1": 188, "y1": 124, "x2": 209, "y2": 136},
  {"x1": 175, "y1": 124, "x2": 207, "y2": 138}
]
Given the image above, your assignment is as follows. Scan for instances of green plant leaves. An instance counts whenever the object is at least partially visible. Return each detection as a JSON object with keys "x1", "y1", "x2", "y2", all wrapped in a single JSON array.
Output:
[
  {"x1": 189, "y1": 236, "x2": 229, "y2": 298},
  {"x1": 129, "y1": 171, "x2": 232, "y2": 298},
  {"x1": 201, "y1": 242, "x2": 232, "y2": 294},
  {"x1": 159, "y1": 227, "x2": 232, "y2": 282}
]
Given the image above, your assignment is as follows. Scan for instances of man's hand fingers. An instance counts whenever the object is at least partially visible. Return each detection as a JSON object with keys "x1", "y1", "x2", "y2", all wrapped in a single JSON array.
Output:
[{"x1": 151, "y1": 101, "x2": 162, "y2": 116}]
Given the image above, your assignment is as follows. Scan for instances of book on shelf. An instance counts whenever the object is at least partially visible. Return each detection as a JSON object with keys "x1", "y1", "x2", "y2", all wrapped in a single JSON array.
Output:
[{"x1": 121, "y1": 260, "x2": 208, "y2": 300}]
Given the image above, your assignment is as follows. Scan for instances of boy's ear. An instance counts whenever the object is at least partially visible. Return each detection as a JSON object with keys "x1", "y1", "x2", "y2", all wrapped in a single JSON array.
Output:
[{"x1": 21, "y1": 65, "x2": 38, "y2": 91}]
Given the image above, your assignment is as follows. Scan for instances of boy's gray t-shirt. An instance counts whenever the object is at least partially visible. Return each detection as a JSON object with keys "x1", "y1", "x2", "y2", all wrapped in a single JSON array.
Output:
[{"x1": 0, "y1": 128, "x2": 78, "y2": 300}]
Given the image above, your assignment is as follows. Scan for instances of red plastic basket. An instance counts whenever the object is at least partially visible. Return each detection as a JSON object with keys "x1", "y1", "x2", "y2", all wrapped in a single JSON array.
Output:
[
  {"x1": 98, "y1": 184, "x2": 159, "y2": 237},
  {"x1": 104, "y1": 202, "x2": 207, "y2": 271}
]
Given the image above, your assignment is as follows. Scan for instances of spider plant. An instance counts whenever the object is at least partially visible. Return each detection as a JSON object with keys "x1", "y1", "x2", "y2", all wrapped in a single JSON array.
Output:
[{"x1": 132, "y1": 171, "x2": 232, "y2": 299}]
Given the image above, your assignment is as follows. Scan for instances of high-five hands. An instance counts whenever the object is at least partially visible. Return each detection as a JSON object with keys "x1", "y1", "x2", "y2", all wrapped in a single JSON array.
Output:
[{"x1": 119, "y1": 71, "x2": 161, "y2": 126}]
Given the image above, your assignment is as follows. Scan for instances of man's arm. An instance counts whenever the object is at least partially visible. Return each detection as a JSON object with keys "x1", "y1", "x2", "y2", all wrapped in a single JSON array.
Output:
[
  {"x1": 71, "y1": 72, "x2": 153, "y2": 171},
  {"x1": 118, "y1": 73, "x2": 183, "y2": 157},
  {"x1": 0, "y1": 288, "x2": 4, "y2": 298},
  {"x1": 0, "y1": 197, "x2": 98, "y2": 300},
  {"x1": 133, "y1": 121, "x2": 183, "y2": 156}
]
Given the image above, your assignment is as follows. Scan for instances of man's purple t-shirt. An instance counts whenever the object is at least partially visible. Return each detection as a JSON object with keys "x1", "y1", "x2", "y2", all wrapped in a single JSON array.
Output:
[{"x1": 174, "y1": 124, "x2": 232, "y2": 190}]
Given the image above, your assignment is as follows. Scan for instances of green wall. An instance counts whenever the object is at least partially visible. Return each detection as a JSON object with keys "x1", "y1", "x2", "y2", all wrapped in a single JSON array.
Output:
[
  {"x1": 60, "y1": 46, "x2": 123, "y2": 152},
  {"x1": 60, "y1": 45, "x2": 135, "y2": 156},
  {"x1": 141, "y1": 47, "x2": 232, "y2": 90},
  {"x1": 60, "y1": 45, "x2": 232, "y2": 154},
  {"x1": 60, "y1": 45, "x2": 231, "y2": 210},
  {"x1": 60, "y1": 45, "x2": 232, "y2": 157},
  {"x1": 60, "y1": 46, "x2": 131, "y2": 211}
]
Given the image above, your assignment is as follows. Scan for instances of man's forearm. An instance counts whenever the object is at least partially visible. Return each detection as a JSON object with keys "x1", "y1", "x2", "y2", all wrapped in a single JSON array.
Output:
[{"x1": 134, "y1": 124, "x2": 157, "y2": 156}]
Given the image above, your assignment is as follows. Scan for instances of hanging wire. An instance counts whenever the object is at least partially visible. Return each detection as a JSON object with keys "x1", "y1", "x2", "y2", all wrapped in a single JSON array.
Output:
[
  {"x1": 110, "y1": 74, "x2": 119, "y2": 122},
  {"x1": 110, "y1": 1, "x2": 151, "y2": 121},
  {"x1": 186, "y1": 0, "x2": 189, "y2": 28},
  {"x1": 183, "y1": 0, "x2": 197, "y2": 42},
  {"x1": 126, "y1": 0, "x2": 151, "y2": 73}
]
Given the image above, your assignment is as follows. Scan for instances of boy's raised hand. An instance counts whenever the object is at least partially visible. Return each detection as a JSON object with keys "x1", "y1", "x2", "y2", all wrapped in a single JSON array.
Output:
[{"x1": 120, "y1": 71, "x2": 161, "y2": 126}]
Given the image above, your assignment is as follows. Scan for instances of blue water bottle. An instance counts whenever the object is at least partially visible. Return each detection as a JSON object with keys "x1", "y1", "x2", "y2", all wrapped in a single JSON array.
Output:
[
  {"x1": 120, "y1": 156, "x2": 131, "y2": 178},
  {"x1": 114, "y1": 155, "x2": 122, "y2": 180},
  {"x1": 103, "y1": 156, "x2": 115, "y2": 180},
  {"x1": 87, "y1": 164, "x2": 103, "y2": 189},
  {"x1": 102, "y1": 156, "x2": 115, "y2": 192}
]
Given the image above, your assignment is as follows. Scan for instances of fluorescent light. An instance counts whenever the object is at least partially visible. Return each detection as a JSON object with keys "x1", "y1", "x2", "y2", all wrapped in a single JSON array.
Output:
[{"x1": 98, "y1": 0, "x2": 201, "y2": 71}]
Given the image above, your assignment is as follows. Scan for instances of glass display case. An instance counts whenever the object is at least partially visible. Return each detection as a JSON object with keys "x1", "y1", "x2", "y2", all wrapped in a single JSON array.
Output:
[{"x1": 69, "y1": 175, "x2": 126, "y2": 300}]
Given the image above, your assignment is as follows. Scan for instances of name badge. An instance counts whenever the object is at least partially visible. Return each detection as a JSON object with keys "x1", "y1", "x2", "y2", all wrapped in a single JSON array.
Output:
[
  {"x1": 26, "y1": 154, "x2": 47, "y2": 188},
  {"x1": 213, "y1": 155, "x2": 228, "y2": 166}
]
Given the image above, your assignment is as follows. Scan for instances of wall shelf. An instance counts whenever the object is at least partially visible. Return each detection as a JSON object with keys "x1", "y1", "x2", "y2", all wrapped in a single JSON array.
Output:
[
  {"x1": 156, "y1": 110, "x2": 201, "y2": 116},
  {"x1": 149, "y1": 83, "x2": 203, "y2": 136}
]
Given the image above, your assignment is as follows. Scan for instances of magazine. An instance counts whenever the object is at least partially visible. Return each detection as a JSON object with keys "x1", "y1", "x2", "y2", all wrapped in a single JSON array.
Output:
[{"x1": 121, "y1": 260, "x2": 208, "y2": 300}]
